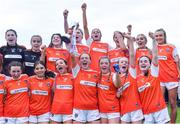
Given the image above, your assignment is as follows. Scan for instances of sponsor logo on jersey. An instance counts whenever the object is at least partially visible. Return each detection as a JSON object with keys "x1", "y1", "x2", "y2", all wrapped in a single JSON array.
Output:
[
  {"x1": 138, "y1": 82, "x2": 151, "y2": 92},
  {"x1": 10, "y1": 87, "x2": 28, "y2": 94},
  {"x1": 97, "y1": 84, "x2": 109, "y2": 90},
  {"x1": 4, "y1": 54, "x2": 22, "y2": 59},
  {"x1": 80, "y1": 80, "x2": 96, "y2": 87},
  {"x1": 25, "y1": 62, "x2": 34, "y2": 67},
  {"x1": 158, "y1": 56, "x2": 167, "y2": 60},
  {"x1": 118, "y1": 82, "x2": 130, "y2": 93},
  {"x1": 56, "y1": 85, "x2": 73, "y2": 90},
  {"x1": 48, "y1": 57, "x2": 59, "y2": 62},
  {"x1": 31, "y1": 90, "x2": 48, "y2": 95},
  {"x1": 92, "y1": 48, "x2": 107, "y2": 53},
  {"x1": 0, "y1": 89, "x2": 4, "y2": 94}
]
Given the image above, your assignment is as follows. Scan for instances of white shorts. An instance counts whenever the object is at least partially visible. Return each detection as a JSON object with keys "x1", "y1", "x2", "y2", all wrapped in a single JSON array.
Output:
[
  {"x1": 121, "y1": 109, "x2": 144, "y2": 122},
  {"x1": 29, "y1": 112, "x2": 50, "y2": 123},
  {"x1": 100, "y1": 112, "x2": 120, "y2": 119},
  {"x1": 178, "y1": 83, "x2": 180, "y2": 99},
  {"x1": 144, "y1": 107, "x2": 170, "y2": 123},
  {"x1": 0, "y1": 117, "x2": 5, "y2": 124},
  {"x1": 5, "y1": 117, "x2": 28, "y2": 124},
  {"x1": 72, "y1": 108, "x2": 100, "y2": 122},
  {"x1": 50, "y1": 114, "x2": 72, "y2": 122},
  {"x1": 160, "y1": 82, "x2": 179, "y2": 90}
]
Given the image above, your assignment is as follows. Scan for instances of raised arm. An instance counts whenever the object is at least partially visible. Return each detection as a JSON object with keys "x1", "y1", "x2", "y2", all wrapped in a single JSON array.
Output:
[
  {"x1": 178, "y1": 57, "x2": 180, "y2": 79},
  {"x1": 126, "y1": 25, "x2": 132, "y2": 48},
  {"x1": 70, "y1": 25, "x2": 79, "y2": 68},
  {"x1": 172, "y1": 47, "x2": 180, "y2": 79},
  {"x1": 149, "y1": 32, "x2": 158, "y2": 65},
  {"x1": 63, "y1": 9, "x2": 69, "y2": 34},
  {"x1": 81, "y1": 3, "x2": 90, "y2": 40},
  {"x1": 124, "y1": 33, "x2": 135, "y2": 67},
  {"x1": 40, "y1": 45, "x2": 47, "y2": 63},
  {"x1": 127, "y1": 24, "x2": 132, "y2": 35}
]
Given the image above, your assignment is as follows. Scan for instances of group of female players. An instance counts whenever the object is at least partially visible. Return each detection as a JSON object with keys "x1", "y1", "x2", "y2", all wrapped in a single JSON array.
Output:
[{"x1": 0, "y1": 2, "x2": 179, "y2": 124}]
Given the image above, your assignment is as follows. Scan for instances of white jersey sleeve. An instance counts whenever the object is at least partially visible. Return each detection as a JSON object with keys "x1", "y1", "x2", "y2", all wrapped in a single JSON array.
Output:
[
  {"x1": 72, "y1": 64, "x2": 80, "y2": 78},
  {"x1": 172, "y1": 47, "x2": 179, "y2": 62},
  {"x1": 86, "y1": 37, "x2": 93, "y2": 46},
  {"x1": 129, "y1": 66, "x2": 136, "y2": 79},
  {"x1": 150, "y1": 63, "x2": 159, "y2": 77}
]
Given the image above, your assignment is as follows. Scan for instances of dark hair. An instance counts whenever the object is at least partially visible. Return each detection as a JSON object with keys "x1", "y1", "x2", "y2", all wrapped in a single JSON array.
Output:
[
  {"x1": 99, "y1": 56, "x2": 111, "y2": 82},
  {"x1": 56, "y1": 58, "x2": 68, "y2": 66},
  {"x1": 155, "y1": 28, "x2": 167, "y2": 43},
  {"x1": 55, "y1": 58, "x2": 68, "y2": 73},
  {"x1": 34, "y1": 60, "x2": 55, "y2": 78},
  {"x1": 113, "y1": 31, "x2": 124, "y2": 40},
  {"x1": 61, "y1": 36, "x2": 71, "y2": 44},
  {"x1": 5, "y1": 29, "x2": 17, "y2": 37},
  {"x1": 8, "y1": 61, "x2": 23, "y2": 72},
  {"x1": 48, "y1": 33, "x2": 62, "y2": 48},
  {"x1": 31, "y1": 35, "x2": 42, "y2": 43}
]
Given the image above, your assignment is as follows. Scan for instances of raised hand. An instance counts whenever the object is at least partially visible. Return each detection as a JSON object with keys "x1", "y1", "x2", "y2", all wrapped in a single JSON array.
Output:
[
  {"x1": 41, "y1": 45, "x2": 47, "y2": 53},
  {"x1": 123, "y1": 32, "x2": 135, "y2": 41},
  {"x1": 72, "y1": 22, "x2": 79, "y2": 30},
  {"x1": 149, "y1": 32, "x2": 155, "y2": 39},
  {"x1": 81, "y1": 3, "x2": 87, "y2": 11},
  {"x1": 127, "y1": 24, "x2": 132, "y2": 32},
  {"x1": 63, "y1": 9, "x2": 69, "y2": 19},
  {"x1": 127, "y1": 24, "x2": 132, "y2": 35}
]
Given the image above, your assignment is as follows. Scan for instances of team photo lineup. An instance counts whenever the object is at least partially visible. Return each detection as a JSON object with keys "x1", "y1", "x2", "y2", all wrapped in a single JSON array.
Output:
[{"x1": 0, "y1": 2, "x2": 180, "y2": 124}]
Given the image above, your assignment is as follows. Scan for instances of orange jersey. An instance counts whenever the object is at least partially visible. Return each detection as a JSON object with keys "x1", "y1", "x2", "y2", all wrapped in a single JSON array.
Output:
[
  {"x1": 158, "y1": 44, "x2": 179, "y2": 82},
  {"x1": 108, "y1": 48, "x2": 129, "y2": 72},
  {"x1": 137, "y1": 64, "x2": 166, "y2": 114},
  {"x1": 4, "y1": 75, "x2": 29, "y2": 117},
  {"x1": 89, "y1": 41, "x2": 109, "y2": 72},
  {"x1": 135, "y1": 48, "x2": 152, "y2": 75},
  {"x1": 28, "y1": 76, "x2": 54, "y2": 115},
  {"x1": 0, "y1": 74, "x2": 5, "y2": 116},
  {"x1": 76, "y1": 43, "x2": 89, "y2": 55},
  {"x1": 72, "y1": 65, "x2": 99, "y2": 110},
  {"x1": 72, "y1": 44, "x2": 89, "y2": 65},
  {"x1": 98, "y1": 73, "x2": 120, "y2": 113},
  {"x1": 51, "y1": 73, "x2": 73, "y2": 114},
  {"x1": 46, "y1": 47, "x2": 71, "y2": 72},
  {"x1": 119, "y1": 67, "x2": 141, "y2": 115}
]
